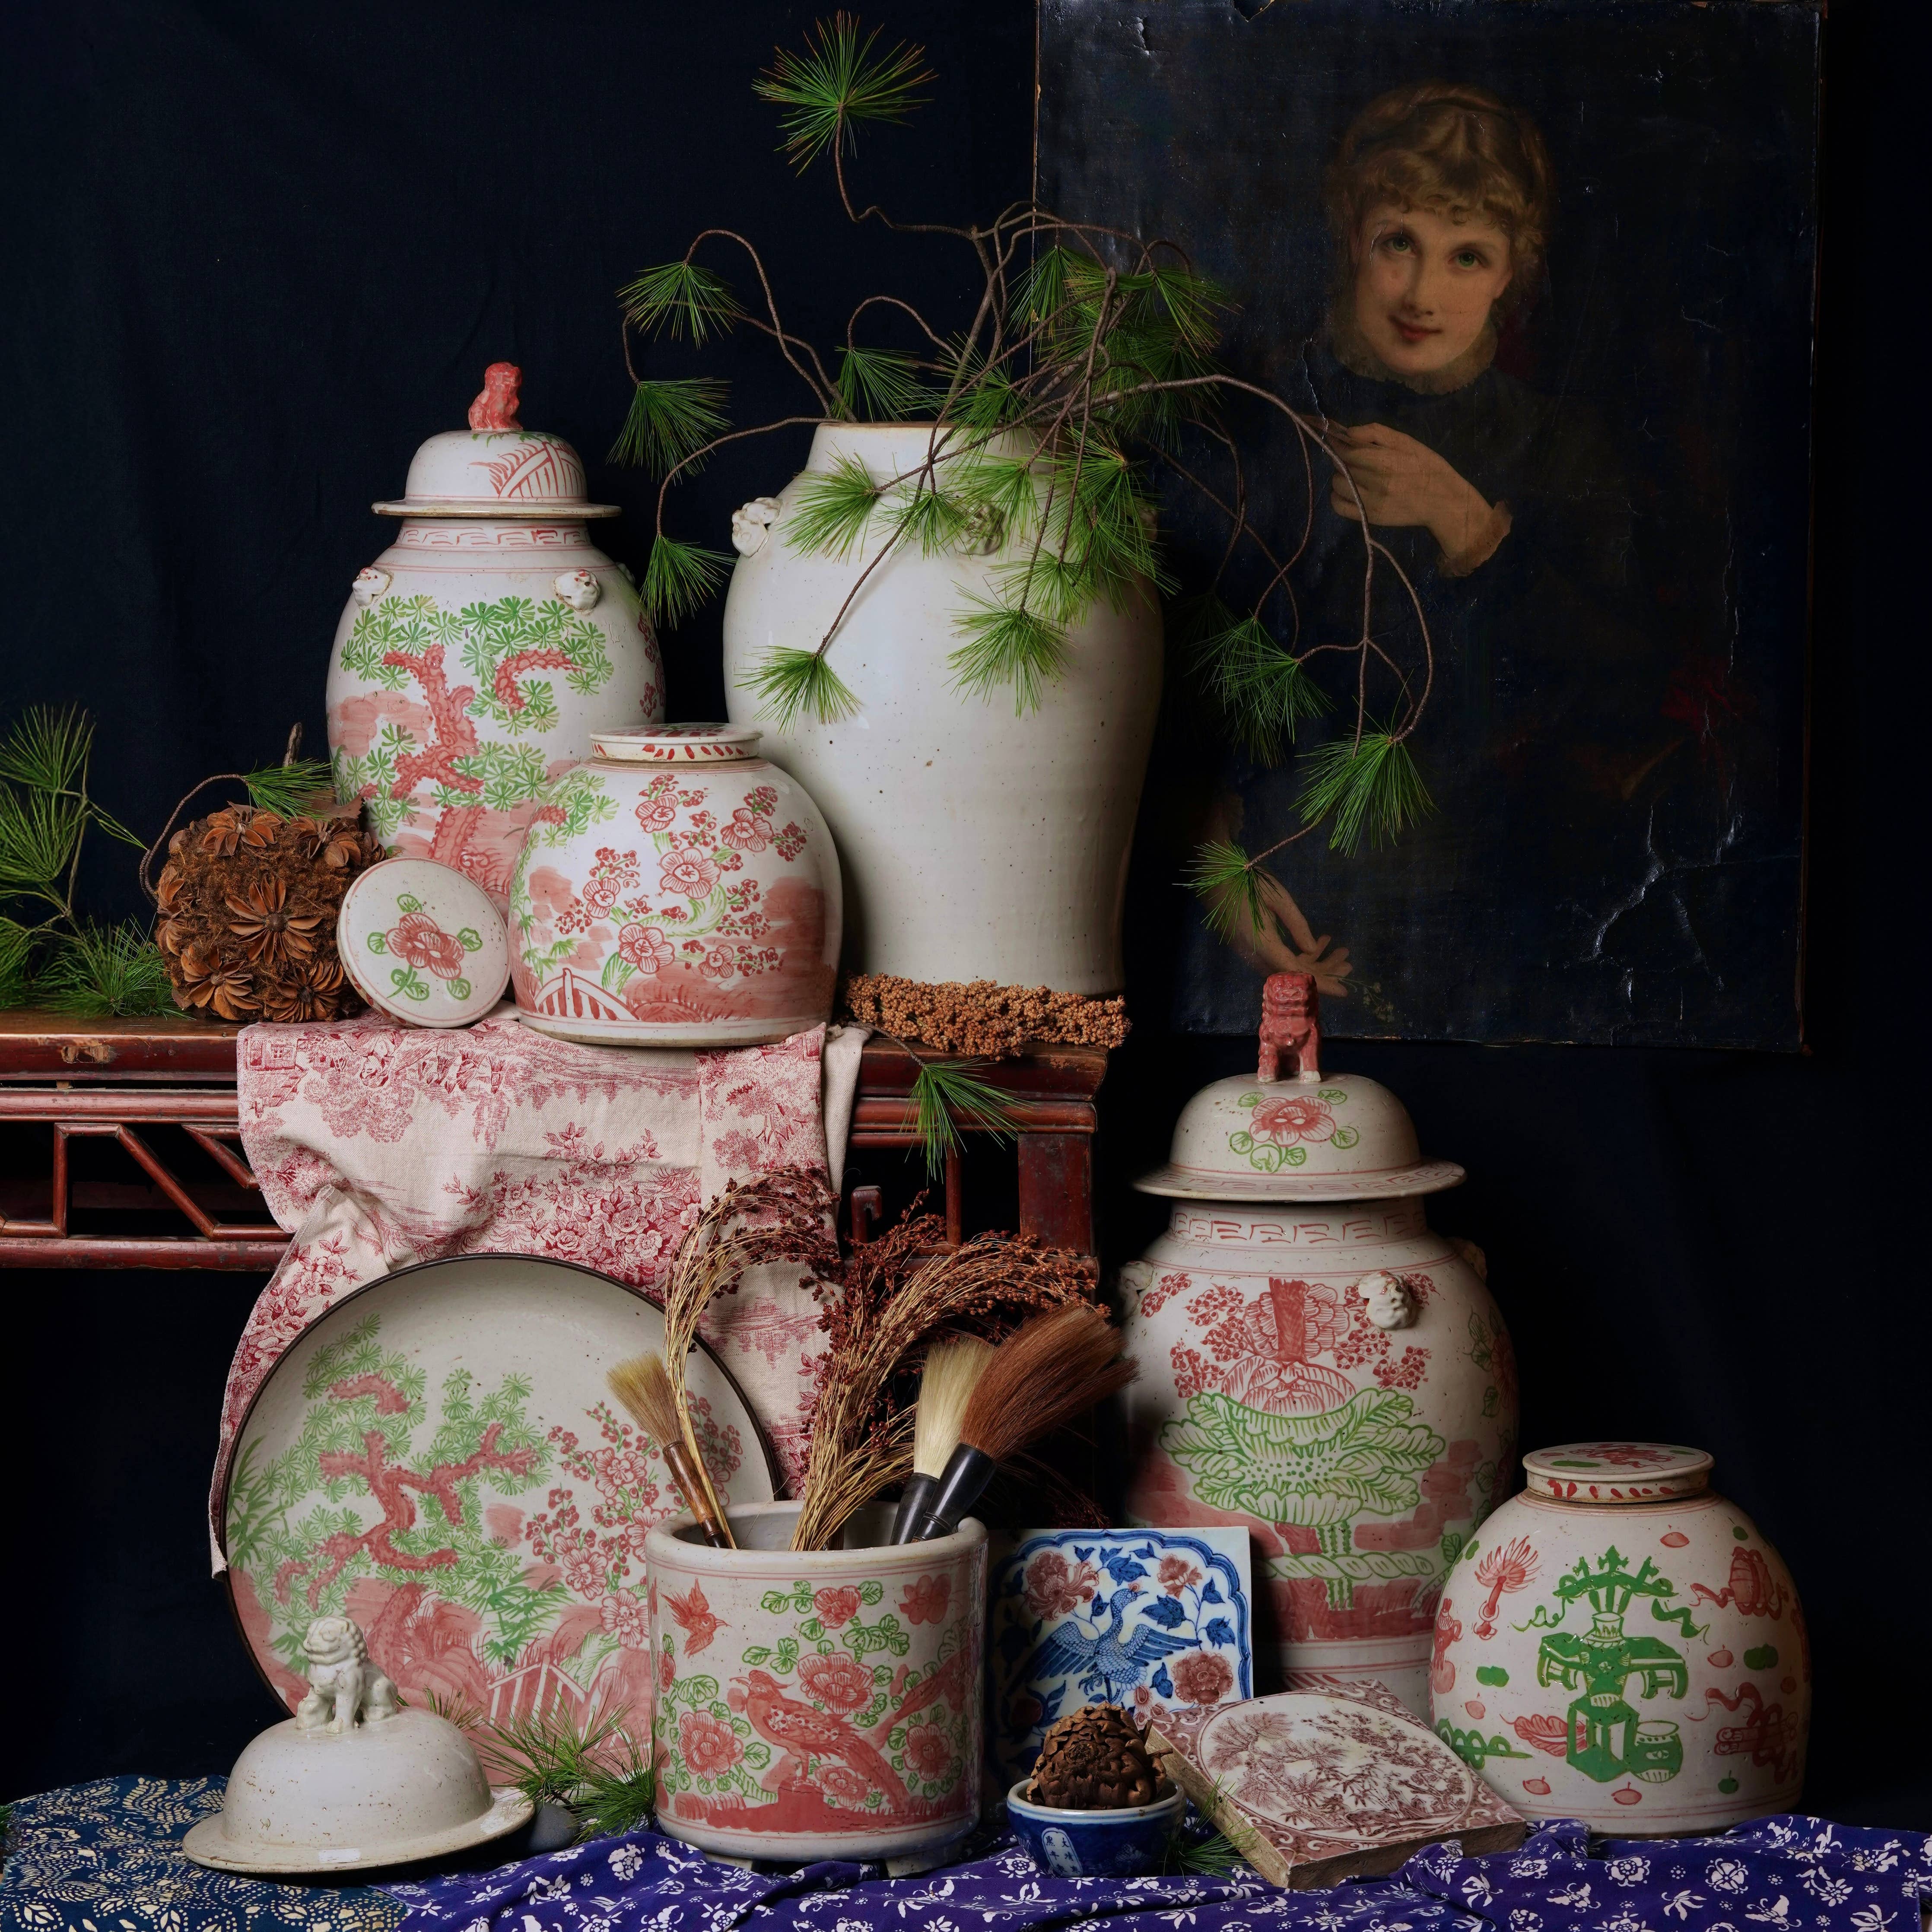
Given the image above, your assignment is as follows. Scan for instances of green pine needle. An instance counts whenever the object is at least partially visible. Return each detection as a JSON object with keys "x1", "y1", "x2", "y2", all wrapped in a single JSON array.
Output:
[
  {"x1": 643, "y1": 534, "x2": 732, "y2": 628},
  {"x1": 0, "y1": 915, "x2": 34, "y2": 1005},
  {"x1": 890, "y1": 477, "x2": 967, "y2": 557},
  {"x1": 241, "y1": 758, "x2": 336, "y2": 816},
  {"x1": 610, "y1": 377, "x2": 730, "y2": 474},
  {"x1": 0, "y1": 785, "x2": 83, "y2": 897},
  {"x1": 787, "y1": 452, "x2": 884, "y2": 559},
  {"x1": 618, "y1": 260, "x2": 744, "y2": 345},
  {"x1": 1296, "y1": 731, "x2": 1435, "y2": 853},
  {"x1": 836, "y1": 344, "x2": 927, "y2": 423},
  {"x1": 1184, "y1": 838, "x2": 1268, "y2": 939},
  {"x1": 37, "y1": 920, "x2": 174, "y2": 1017},
  {"x1": 910, "y1": 1058, "x2": 1018, "y2": 1178},
  {"x1": 755, "y1": 14, "x2": 934, "y2": 172},
  {"x1": 949, "y1": 595, "x2": 1070, "y2": 713},
  {"x1": 1196, "y1": 614, "x2": 1331, "y2": 763},
  {"x1": 740, "y1": 646, "x2": 861, "y2": 727},
  {"x1": 479, "y1": 1703, "x2": 653, "y2": 1844},
  {"x1": 0, "y1": 705, "x2": 91, "y2": 795}
]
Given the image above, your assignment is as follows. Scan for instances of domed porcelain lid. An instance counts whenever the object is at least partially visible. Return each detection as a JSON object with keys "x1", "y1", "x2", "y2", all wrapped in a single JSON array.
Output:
[
  {"x1": 372, "y1": 362, "x2": 620, "y2": 519},
  {"x1": 1522, "y1": 1442, "x2": 1713, "y2": 1503},
  {"x1": 182, "y1": 1615, "x2": 531, "y2": 1874},
  {"x1": 1134, "y1": 972, "x2": 1463, "y2": 1201},
  {"x1": 590, "y1": 722, "x2": 764, "y2": 764}
]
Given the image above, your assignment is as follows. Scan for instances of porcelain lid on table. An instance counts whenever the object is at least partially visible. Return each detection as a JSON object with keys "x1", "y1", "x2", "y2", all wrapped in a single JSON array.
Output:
[
  {"x1": 337, "y1": 857, "x2": 511, "y2": 1027},
  {"x1": 1134, "y1": 972, "x2": 1463, "y2": 1202},
  {"x1": 372, "y1": 362, "x2": 620, "y2": 519},
  {"x1": 591, "y1": 722, "x2": 764, "y2": 764},
  {"x1": 1521, "y1": 1442, "x2": 1714, "y2": 1503}
]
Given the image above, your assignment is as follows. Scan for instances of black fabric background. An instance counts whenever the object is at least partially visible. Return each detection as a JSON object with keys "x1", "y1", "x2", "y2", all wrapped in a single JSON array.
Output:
[{"x1": 3, "y1": 0, "x2": 1927, "y2": 1830}]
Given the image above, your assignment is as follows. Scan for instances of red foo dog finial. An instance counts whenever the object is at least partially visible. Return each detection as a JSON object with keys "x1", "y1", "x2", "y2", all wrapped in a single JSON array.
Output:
[
  {"x1": 468, "y1": 362, "x2": 523, "y2": 431},
  {"x1": 1258, "y1": 971, "x2": 1321, "y2": 1083}
]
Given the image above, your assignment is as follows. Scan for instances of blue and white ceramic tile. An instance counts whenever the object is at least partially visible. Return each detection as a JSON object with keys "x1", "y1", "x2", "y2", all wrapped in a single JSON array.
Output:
[{"x1": 988, "y1": 1526, "x2": 1254, "y2": 1794}]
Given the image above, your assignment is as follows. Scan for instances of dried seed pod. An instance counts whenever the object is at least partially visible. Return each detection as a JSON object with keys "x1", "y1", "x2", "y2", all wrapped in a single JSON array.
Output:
[
  {"x1": 155, "y1": 803, "x2": 381, "y2": 1023},
  {"x1": 1026, "y1": 1703, "x2": 1160, "y2": 1810}
]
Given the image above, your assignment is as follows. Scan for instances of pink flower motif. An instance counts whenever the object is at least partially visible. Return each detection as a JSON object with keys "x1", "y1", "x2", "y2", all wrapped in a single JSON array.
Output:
[
  {"x1": 1157, "y1": 1555, "x2": 1203, "y2": 1596},
  {"x1": 659, "y1": 848, "x2": 721, "y2": 900},
  {"x1": 898, "y1": 1575, "x2": 951, "y2": 1626},
  {"x1": 813, "y1": 1586, "x2": 862, "y2": 1630},
  {"x1": 796, "y1": 1651, "x2": 873, "y2": 1714},
  {"x1": 1169, "y1": 1649, "x2": 1236, "y2": 1706},
  {"x1": 658, "y1": 1645, "x2": 676, "y2": 1691},
  {"x1": 634, "y1": 782, "x2": 678, "y2": 834},
  {"x1": 601, "y1": 1588, "x2": 648, "y2": 1648},
  {"x1": 820, "y1": 1763, "x2": 870, "y2": 1806},
  {"x1": 384, "y1": 909, "x2": 467, "y2": 979},
  {"x1": 699, "y1": 945, "x2": 736, "y2": 982},
  {"x1": 775, "y1": 823, "x2": 808, "y2": 862},
  {"x1": 721, "y1": 806, "x2": 774, "y2": 854},
  {"x1": 1249, "y1": 1094, "x2": 1337, "y2": 1144},
  {"x1": 1023, "y1": 1550, "x2": 1099, "y2": 1621},
  {"x1": 905, "y1": 1725, "x2": 955, "y2": 1781},
  {"x1": 557, "y1": 1531, "x2": 605, "y2": 1597},
  {"x1": 678, "y1": 1710, "x2": 743, "y2": 1776},
  {"x1": 617, "y1": 923, "x2": 674, "y2": 973}
]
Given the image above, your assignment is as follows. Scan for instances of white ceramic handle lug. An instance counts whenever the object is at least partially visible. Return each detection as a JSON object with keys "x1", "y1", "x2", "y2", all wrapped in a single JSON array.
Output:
[
  {"x1": 1116, "y1": 1259, "x2": 1155, "y2": 1308},
  {"x1": 294, "y1": 1615, "x2": 401, "y2": 1735},
  {"x1": 731, "y1": 496, "x2": 783, "y2": 557},
  {"x1": 554, "y1": 568, "x2": 601, "y2": 611},
  {"x1": 352, "y1": 567, "x2": 391, "y2": 607},
  {"x1": 1446, "y1": 1236, "x2": 1488, "y2": 1283},
  {"x1": 1356, "y1": 1270, "x2": 1417, "y2": 1331}
]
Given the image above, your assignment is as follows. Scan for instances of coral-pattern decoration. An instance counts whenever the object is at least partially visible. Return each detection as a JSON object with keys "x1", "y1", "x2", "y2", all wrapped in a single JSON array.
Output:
[{"x1": 213, "y1": 1012, "x2": 861, "y2": 1559}]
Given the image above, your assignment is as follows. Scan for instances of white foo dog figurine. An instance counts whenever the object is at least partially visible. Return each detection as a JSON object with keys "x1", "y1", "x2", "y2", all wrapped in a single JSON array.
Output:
[{"x1": 295, "y1": 1615, "x2": 400, "y2": 1735}]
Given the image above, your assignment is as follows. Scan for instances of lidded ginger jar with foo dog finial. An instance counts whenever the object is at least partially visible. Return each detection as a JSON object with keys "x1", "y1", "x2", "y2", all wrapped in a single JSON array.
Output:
[
  {"x1": 326, "y1": 363, "x2": 664, "y2": 909},
  {"x1": 1119, "y1": 972, "x2": 1516, "y2": 1720}
]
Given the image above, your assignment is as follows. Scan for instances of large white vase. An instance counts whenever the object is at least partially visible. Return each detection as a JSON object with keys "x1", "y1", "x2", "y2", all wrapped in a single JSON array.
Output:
[{"x1": 720, "y1": 423, "x2": 1162, "y2": 992}]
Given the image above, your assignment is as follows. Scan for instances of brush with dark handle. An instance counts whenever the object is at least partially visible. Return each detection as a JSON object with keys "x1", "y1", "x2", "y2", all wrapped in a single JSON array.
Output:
[
  {"x1": 907, "y1": 1445, "x2": 995, "y2": 1542},
  {"x1": 663, "y1": 1443, "x2": 734, "y2": 1548},
  {"x1": 890, "y1": 1472, "x2": 940, "y2": 1544}
]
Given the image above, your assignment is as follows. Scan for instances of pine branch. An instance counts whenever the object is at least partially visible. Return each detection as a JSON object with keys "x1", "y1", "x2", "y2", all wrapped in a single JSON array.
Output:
[
  {"x1": 948, "y1": 596, "x2": 1070, "y2": 714},
  {"x1": 787, "y1": 452, "x2": 884, "y2": 559},
  {"x1": 740, "y1": 645, "x2": 861, "y2": 727},
  {"x1": 609, "y1": 377, "x2": 731, "y2": 473},
  {"x1": 889, "y1": 474, "x2": 968, "y2": 556},
  {"x1": 240, "y1": 759, "x2": 336, "y2": 816},
  {"x1": 1196, "y1": 612, "x2": 1331, "y2": 763},
  {"x1": 643, "y1": 534, "x2": 732, "y2": 628},
  {"x1": 37, "y1": 920, "x2": 174, "y2": 1017},
  {"x1": 618, "y1": 260, "x2": 744, "y2": 344},
  {"x1": 835, "y1": 344, "x2": 927, "y2": 423},
  {"x1": 0, "y1": 915, "x2": 33, "y2": 1005},
  {"x1": 1295, "y1": 731, "x2": 1434, "y2": 853},
  {"x1": 0, "y1": 706, "x2": 91, "y2": 795},
  {"x1": 0, "y1": 787, "x2": 83, "y2": 899},
  {"x1": 909, "y1": 1057, "x2": 1019, "y2": 1177},
  {"x1": 1183, "y1": 838, "x2": 1268, "y2": 940},
  {"x1": 755, "y1": 14, "x2": 933, "y2": 172}
]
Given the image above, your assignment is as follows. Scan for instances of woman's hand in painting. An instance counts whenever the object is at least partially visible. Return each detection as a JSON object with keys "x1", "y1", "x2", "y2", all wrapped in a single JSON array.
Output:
[{"x1": 1326, "y1": 423, "x2": 1504, "y2": 569}]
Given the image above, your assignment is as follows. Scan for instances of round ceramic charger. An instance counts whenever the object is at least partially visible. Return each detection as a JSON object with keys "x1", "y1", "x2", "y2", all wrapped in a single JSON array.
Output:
[
  {"x1": 337, "y1": 857, "x2": 510, "y2": 1026},
  {"x1": 220, "y1": 1253, "x2": 780, "y2": 1724}
]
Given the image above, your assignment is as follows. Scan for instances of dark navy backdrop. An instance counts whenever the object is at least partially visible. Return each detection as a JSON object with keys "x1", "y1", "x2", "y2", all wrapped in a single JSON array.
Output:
[{"x1": 2, "y1": 0, "x2": 1927, "y2": 1830}]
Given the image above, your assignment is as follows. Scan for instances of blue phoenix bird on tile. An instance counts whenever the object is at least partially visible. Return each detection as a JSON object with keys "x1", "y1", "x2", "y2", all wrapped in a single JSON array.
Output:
[{"x1": 1013, "y1": 1585, "x2": 1202, "y2": 1704}]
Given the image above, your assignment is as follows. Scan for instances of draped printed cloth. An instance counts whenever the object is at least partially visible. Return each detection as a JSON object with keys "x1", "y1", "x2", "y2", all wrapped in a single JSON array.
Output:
[
  {"x1": 5, "y1": 1782, "x2": 1928, "y2": 1932},
  {"x1": 210, "y1": 1010, "x2": 867, "y2": 1561}
]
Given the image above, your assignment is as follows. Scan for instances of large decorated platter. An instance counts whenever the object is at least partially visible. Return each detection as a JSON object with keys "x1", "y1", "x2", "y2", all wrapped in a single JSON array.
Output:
[{"x1": 220, "y1": 1254, "x2": 777, "y2": 1743}]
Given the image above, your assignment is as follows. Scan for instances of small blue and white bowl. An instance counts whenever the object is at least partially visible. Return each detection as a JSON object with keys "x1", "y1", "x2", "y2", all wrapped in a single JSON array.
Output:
[{"x1": 1006, "y1": 1776, "x2": 1184, "y2": 1878}]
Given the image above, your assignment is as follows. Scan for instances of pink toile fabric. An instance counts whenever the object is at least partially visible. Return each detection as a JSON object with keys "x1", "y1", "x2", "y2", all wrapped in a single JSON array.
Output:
[{"x1": 210, "y1": 1007, "x2": 867, "y2": 1568}]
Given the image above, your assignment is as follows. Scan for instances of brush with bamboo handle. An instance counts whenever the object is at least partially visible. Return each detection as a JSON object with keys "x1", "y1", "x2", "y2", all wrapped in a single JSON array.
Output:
[
  {"x1": 890, "y1": 1334, "x2": 996, "y2": 1544},
  {"x1": 608, "y1": 1351, "x2": 736, "y2": 1548},
  {"x1": 908, "y1": 1304, "x2": 1136, "y2": 1542}
]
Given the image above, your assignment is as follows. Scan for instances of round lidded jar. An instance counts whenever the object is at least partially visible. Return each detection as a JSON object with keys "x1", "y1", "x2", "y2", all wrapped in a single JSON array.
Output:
[
  {"x1": 326, "y1": 363, "x2": 664, "y2": 910},
  {"x1": 1121, "y1": 973, "x2": 1515, "y2": 1722},
  {"x1": 1431, "y1": 1442, "x2": 1808, "y2": 1834},
  {"x1": 508, "y1": 724, "x2": 840, "y2": 1047}
]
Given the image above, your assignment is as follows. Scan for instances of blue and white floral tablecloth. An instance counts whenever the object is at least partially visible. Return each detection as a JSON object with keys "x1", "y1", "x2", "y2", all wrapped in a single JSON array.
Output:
[{"x1": 6, "y1": 1778, "x2": 1929, "y2": 1932}]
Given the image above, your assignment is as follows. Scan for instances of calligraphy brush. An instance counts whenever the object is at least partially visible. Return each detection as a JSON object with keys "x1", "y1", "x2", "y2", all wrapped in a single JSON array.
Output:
[
  {"x1": 908, "y1": 1304, "x2": 1136, "y2": 1541},
  {"x1": 890, "y1": 1333, "x2": 997, "y2": 1544},
  {"x1": 608, "y1": 1351, "x2": 735, "y2": 1548}
]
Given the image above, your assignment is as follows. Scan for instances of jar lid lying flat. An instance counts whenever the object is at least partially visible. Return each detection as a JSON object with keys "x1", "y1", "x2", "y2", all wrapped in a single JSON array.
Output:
[{"x1": 1522, "y1": 1442, "x2": 1714, "y2": 1502}]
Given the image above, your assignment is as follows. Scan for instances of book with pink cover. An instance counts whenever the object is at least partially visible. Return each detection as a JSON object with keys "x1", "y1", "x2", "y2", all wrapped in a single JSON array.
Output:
[{"x1": 1145, "y1": 1680, "x2": 1525, "y2": 1889}]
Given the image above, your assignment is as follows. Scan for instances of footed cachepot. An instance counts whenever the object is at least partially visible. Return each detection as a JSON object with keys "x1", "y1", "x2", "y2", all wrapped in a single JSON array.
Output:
[
  {"x1": 327, "y1": 365, "x2": 664, "y2": 909},
  {"x1": 646, "y1": 1502, "x2": 986, "y2": 1862},
  {"x1": 509, "y1": 724, "x2": 840, "y2": 1046},
  {"x1": 1430, "y1": 1443, "x2": 1808, "y2": 1834}
]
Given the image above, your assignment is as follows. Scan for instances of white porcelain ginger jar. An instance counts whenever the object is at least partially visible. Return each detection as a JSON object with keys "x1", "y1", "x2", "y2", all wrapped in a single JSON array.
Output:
[
  {"x1": 646, "y1": 1502, "x2": 986, "y2": 1865},
  {"x1": 1430, "y1": 1441, "x2": 1808, "y2": 1834},
  {"x1": 720, "y1": 422, "x2": 1161, "y2": 993},
  {"x1": 1120, "y1": 972, "x2": 1516, "y2": 1722},
  {"x1": 509, "y1": 724, "x2": 839, "y2": 1046},
  {"x1": 327, "y1": 362, "x2": 664, "y2": 909}
]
